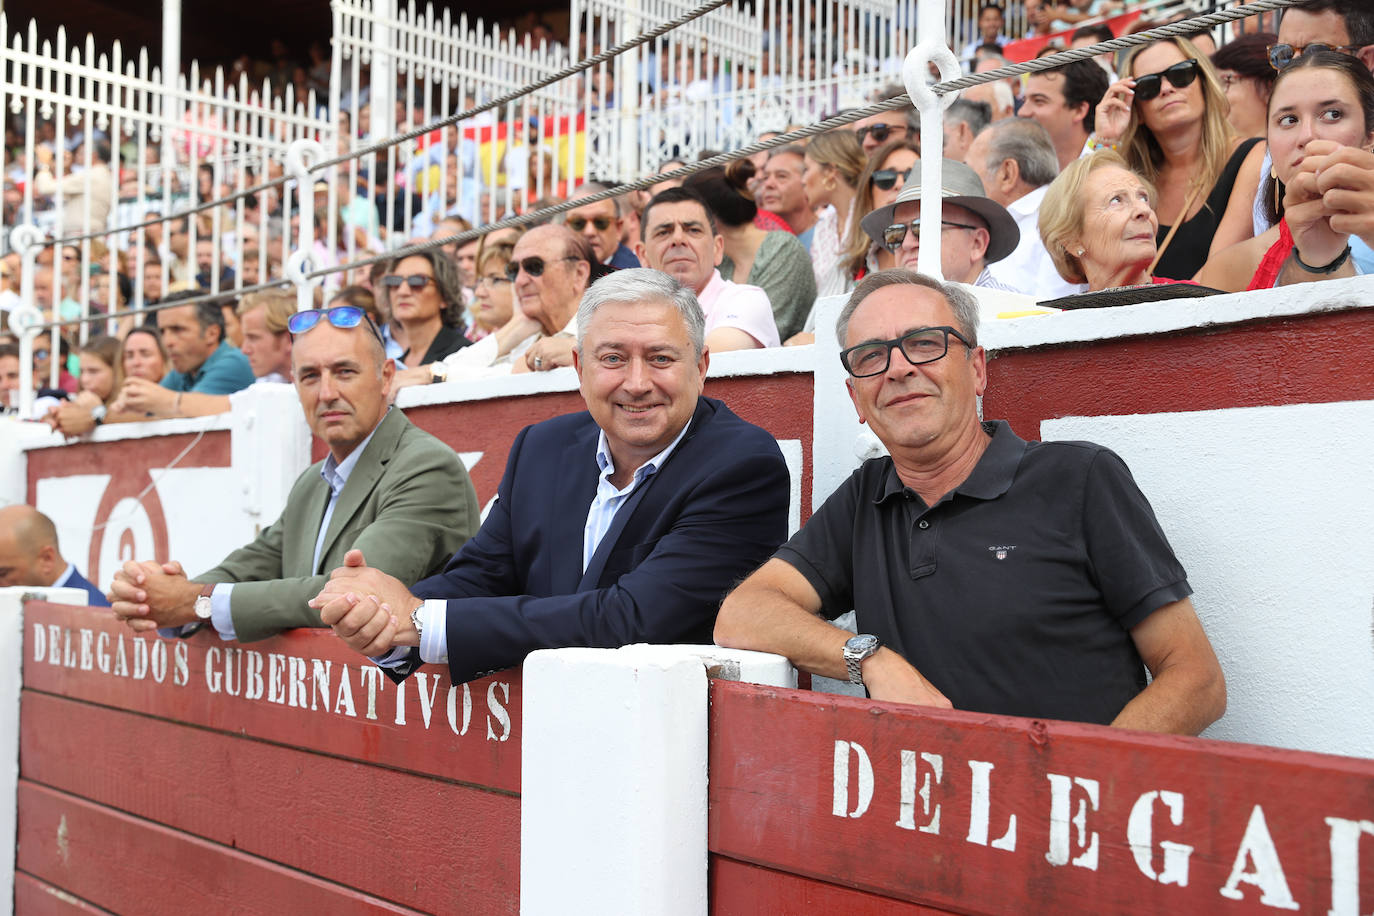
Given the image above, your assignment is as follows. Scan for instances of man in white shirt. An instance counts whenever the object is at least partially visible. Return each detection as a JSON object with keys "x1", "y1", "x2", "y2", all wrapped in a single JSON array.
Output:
[
  {"x1": 636, "y1": 187, "x2": 779, "y2": 350},
  {"x1": 965, "y1": 117, "x2": 1086, "y2": 299}
]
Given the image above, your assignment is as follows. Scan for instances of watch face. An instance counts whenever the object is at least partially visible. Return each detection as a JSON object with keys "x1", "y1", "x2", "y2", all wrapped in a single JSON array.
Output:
[
  {"x1": 845, "y1": 634, "x2": 879, "y2": 655},
  {"x1": 194, "y1": 596, "x2": 213, "y2": 619}
]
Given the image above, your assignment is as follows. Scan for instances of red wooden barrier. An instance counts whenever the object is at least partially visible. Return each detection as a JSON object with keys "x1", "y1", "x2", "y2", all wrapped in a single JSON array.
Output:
[
  {"x1": 19, "y1": 601, "x2": 522, "y2": 914},
  {"x1": 708, "y1": 681, "x2": 1374, "y2": 915}
]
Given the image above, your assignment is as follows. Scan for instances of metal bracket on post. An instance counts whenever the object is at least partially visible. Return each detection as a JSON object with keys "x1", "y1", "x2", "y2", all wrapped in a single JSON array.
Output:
[
  {"x1": 285, "y1": 139, "x2": 326, "y2": 312},
  {"x1": 8, "y1": 225, "x2": 47, "y2": 418},
  {"x1": 902, "y1": 32, "x2": 962, "y2": 280}
]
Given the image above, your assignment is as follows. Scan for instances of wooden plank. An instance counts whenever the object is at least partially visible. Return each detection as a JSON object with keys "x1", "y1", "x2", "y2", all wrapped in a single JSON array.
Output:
[
  {"x1": 984, "y1": 309, "x2": 1374, "y2": 442},
  {"x1": 16, "y1": 783, "x2": 431, "y2": 916},
  {"x1": 20, "y1": 692, "x2": 520, "y2": 913},
  {"x1": 711, "y1": 857, "x2": 955, "y2": 914},
  {"x1": 21, "y1": 601, "x2": 521, "y2": 793},
  {"x1": 14, "y1": 871, "x2": 114, "y2": 916},
  {"x1": 708, "y1": 681, "x2": 1374, "y2": 915}
]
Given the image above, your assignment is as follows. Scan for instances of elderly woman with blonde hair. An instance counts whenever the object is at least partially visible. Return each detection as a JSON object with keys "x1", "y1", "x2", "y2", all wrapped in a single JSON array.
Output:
[{"x1": 1039, "y1": 149, "x2": 1168, "y2": 292}]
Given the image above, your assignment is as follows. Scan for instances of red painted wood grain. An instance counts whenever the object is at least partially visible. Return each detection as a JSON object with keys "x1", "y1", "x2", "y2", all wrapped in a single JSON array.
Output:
[
  {"x1": 984, "y1": 309, "x2": 1374, "y2": 440},
  {"x1": 16, "y1": 783, "x2": 430, "y2": 915},
  {"x1": 708, "y1": 681, "x2": 1374, "y2": 915},
  {"x1": 711, "y1": 857, "x2": 956, "y2": 914},
  {"x1": 13, "y1": 872, "x2": 112, "y2": 915},
  {"x1": 22, "y1": 602, "x2": 522, "y2": 793},
  {"x1": 20, "y1": 692, "x2": 520, "y2": 912}
]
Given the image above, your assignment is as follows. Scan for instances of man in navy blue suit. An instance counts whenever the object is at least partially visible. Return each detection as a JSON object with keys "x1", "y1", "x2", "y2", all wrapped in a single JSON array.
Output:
[
  {"x1": 313, "y1": 268, "x2": 790, "y2": 684},
  {"x1": 0, "y1": 504, "x2": 110, "y2": 606}
]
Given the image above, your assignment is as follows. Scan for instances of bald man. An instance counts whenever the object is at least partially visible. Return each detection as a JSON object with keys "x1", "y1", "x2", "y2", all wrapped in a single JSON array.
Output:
[{"x1": 0, "y1": 505, "x2": 109, "y2": 606}]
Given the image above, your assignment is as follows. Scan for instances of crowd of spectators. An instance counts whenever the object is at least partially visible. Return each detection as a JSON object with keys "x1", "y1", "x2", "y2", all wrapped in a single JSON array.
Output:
[{"x1": 2, "y1": 0, "x2": 1372, "y2": 431}]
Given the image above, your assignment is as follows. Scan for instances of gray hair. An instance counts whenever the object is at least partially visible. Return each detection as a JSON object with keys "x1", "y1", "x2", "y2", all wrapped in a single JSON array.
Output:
[
  {"x1": 980, "y1": 117, "x2": 1059, "y2": 189},
  {"x1": 946, "y1": 98, "x2": 993, "y2": 138},
  {"x1": 568, "y1": 180, "x2": 622, "y2": 216},
  {"x1": 836, "y1": 269, "x2": 981, "y2": 349},
  {"x1": 576, "y1": 268, "x2": 706, "y2": 358}
]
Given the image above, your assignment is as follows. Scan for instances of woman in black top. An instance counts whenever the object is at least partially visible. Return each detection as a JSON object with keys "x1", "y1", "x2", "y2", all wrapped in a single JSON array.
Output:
[
  {"x1": 1094, "y1": 36, "x2": 1266, "y2": 280},
  {"x1": 382, "y1": 249, "x2": 470, "y2": 368}
]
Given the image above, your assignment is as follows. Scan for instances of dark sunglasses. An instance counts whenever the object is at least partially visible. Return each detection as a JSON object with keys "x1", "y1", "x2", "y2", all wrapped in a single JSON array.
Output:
[
  {"x1": 872, "y1": 167, "x2": 912, "y2": 191},
  {"x1": 568, "y1": 216, "x2": 613, "y2": 232},
  {"x1": 504, "y1": 255, "x2": 579, "y2": 282},
  {"x1": 855, "y1": 123, "x2": 908, "y2": 145},
  {"x1": 381, "y1": 273, "x2": 435, "y2": 289},
  {"x1": 1267, "y1": 42, "x2": 1362, "y2": 71},
  {"x1": 1132, "y1": 59, "x2": 1200, "y2": 102},
  {"x1": 881, "y1": 219, "x2": 982, "y2": 253},
  {"x1": 286, "y1": 305, "x2": 385, "y2": 345}
]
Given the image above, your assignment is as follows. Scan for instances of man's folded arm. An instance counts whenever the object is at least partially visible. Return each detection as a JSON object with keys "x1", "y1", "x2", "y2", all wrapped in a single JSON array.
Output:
[
  {"x1": 228, "y1": 446, "x2": 479, "y2": 642},
  {"x1": 437, "y1": 447, "x2": 790, "y2": 684}
]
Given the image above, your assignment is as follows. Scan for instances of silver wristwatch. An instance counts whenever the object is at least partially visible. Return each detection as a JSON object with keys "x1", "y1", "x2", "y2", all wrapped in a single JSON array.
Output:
[
  {"x1": 843, "y1": 634, "x2": 881, "y2": 686},
  {"x1": 410, "y1": 602, "x2": 424, "y2": 642},
  {"x1": 193, "y1": 583, "x2": 214, "y2": 619}
]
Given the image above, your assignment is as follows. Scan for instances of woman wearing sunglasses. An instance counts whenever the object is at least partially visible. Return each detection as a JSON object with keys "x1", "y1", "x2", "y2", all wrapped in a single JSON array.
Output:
[
  {"x1": 380, "y1": 250, "x2": 470, "y2": 369},
  {"x1": 682, "y1": 160, "x2": 816, "y2": 342},
  {"x1": 843, "y1": 137, "x2": 921, "y2": 281},
  {"x1": 1196, "y1": 50, "x2": 1374, "y2": 291},
  {"x1": 1093, "y1": 37, "x2": 1267, "y2": 281}
]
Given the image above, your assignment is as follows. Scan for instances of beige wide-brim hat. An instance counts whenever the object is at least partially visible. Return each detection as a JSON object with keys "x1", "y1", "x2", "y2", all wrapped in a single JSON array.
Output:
[{"x1": 860, "y1": 159, "x2": 1020, "y2": 265}]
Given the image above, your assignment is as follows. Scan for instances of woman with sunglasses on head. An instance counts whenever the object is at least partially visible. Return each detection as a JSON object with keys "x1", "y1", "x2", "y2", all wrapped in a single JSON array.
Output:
[
  {"x1": 802, "y1": 130, "x2": 867, "y2": 298},
  {"x1": 1093, "y1": 37, "x2": 1268, "y2": 281},
  {"x1": 1196, "y1": 50, "x2": 1374, "y2": 291},
  {"x1": 381, "y1": 249, "x2": 471, "y2": 370},
  {"x1": 682, "y1": 160, "x2": 816, "y2": 341}
]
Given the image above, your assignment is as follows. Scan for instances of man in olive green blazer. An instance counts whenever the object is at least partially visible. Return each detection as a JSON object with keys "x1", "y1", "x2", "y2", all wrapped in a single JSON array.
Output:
[{"x1": 110, "y1": 311, "x2": 478, "y2": 642}]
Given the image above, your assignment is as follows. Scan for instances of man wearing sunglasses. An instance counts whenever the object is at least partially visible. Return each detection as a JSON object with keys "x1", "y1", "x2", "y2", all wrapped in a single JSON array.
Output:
[
  {"x1": 109, "y1": 304, "x2": 479, "y2": 642},
  {"x1": 716, "y1": 270, "x2": 1226, "y2": 733},
  {"x1": 312, "y1": 269, "x2": 789, "y2": 686},
  {"x1": 562, "y1": 182, "x2": 641, "y2": 270},
  {"x1": 852, "y1": 107, "x2": 918, "y2": 156},
  {"x1": 859, "y1": 160, "x2": 1021, "y2": 291}
]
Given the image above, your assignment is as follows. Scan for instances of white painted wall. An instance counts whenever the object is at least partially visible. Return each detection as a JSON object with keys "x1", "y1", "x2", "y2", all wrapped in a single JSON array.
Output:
[
  {"x1": 1045, "y1": 401, "x2": 1374, "y2": 758},
  {"x1": 520, "y1": 644, "x2": 793, "y2": 916}
]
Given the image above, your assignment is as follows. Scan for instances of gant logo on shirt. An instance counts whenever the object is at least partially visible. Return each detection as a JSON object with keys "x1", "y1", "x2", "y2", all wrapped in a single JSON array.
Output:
[{"x1": 988, "y1": 545, "x2": 1017, "y2": 560}]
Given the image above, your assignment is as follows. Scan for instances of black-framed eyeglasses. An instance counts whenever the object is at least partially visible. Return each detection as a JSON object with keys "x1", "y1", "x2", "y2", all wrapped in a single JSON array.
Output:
[
  {"x1": 881, "y1": 219, "x2": 982, "y2": 253},
  {"x1": 567, "y1": 216, "x2": 613, "y2": 232},
  {"x1": 381, "y1": 273, "x2": 435, "y2": 290},
  {"x1": 856, "y1": 123, "x2": 908, "y2": 145},
  {"x1": 286, "y1": 305, "x2": 385, "y2": 346},
  {"x1": 1132, "y1": 59, "x2": 1200, "y2": 102},
  {"x1": 504, "y1": 255, "x2": 579, "y2": 282},
  {"x1": 840, "y1": 326, "x2": 973, "y2": 378},
  {"x1": 872, "y1": 167, "x2": 913, "y2": 191},
  {"x1": 1267, "y1": 42, "x2": 1361, "y2": 71}
]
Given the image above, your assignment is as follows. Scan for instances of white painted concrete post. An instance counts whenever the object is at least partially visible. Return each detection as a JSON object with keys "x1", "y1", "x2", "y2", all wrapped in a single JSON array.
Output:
[
  {"x1": 520, "y1": 644, "x2": 793, "y2": 915},
  {"x1": 0, "y1": 586, "x2": 85, "y2": 916}
]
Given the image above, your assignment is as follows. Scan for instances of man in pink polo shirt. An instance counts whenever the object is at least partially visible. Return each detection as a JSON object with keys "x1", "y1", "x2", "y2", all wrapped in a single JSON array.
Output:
[{"x1": 635, "y1": 187, "x2": 780, "y2": 351}]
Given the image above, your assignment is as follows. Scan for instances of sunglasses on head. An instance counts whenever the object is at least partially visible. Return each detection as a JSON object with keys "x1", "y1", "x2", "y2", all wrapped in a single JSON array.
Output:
[
  {"x1": 1132, "y1": 59, "x2": 1200, "y2": 102},
  {"x1": 504, "y1": 255, "x2": 579, "y2": 282},
  {"x1": 381, "y1": 273, "x2": 435, "y2": 289},
  {"x1": 855, "y1": 123, "x2": 907, "y2": 145},
  {"x1": 872, "y1": 167, "x2": 913, "y2": 191},
  {"x1": 1267, "y1": 42, "x2": 1362, "y2": 71},
  {"x1": 567, "y1": 216, "x2": 613, "y2": 232},
  {"x1": 286, "y1": 305, "x2": 385, "y2": 345}
]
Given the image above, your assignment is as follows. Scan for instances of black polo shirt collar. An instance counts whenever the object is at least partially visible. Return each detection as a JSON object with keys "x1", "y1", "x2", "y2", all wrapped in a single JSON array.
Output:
[{"x1": 873, "y1": 420, "x2": 1028, "y2": 507}]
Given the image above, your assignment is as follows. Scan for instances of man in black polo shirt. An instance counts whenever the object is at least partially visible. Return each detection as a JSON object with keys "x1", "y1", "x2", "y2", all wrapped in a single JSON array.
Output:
[{"x1": 715, "y1": 270, "x2": 1226, "y2": 733}]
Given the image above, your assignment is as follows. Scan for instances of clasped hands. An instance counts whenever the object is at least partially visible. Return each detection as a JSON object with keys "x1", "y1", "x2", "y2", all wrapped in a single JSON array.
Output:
[
  {"x1": 108, "y1": 559, "x2": 201, "y2": 631},
  {"x1": 1284, "y1": 140, "x2": 1374, "y2": 265},
  {"x1": 308, "y1": 549, "x2": 422, "y2": 657}
]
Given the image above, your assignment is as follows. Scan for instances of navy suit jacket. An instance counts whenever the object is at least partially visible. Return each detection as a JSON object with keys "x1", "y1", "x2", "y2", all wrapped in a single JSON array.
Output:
[
  {"x1": 408, "y1": 396, "x2": 789, "y2": 684},
  {"x1": 60, "y1": 567, "x2": 110, "y2": 607},
  {"x1": 607, "y1": 243, "x2": 641, "y2": 270}
]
